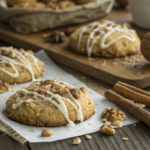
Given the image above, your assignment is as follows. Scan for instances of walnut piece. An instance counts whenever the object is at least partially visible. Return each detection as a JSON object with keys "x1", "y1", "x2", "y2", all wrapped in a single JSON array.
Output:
[
  {"x1": 85, "y1": 135, "x2": 92, "y2": 140},
  {"x1": 0, "y1": 80, "x2": 10, "y2": 93},
  {"x1": 112, "y1": 120, "x2": 122, "y2": 127},
  {"x1": 100, "y1": 125, "x2": 115, "y2": 135},
  {"x1": 73, "y1": 137, "x2": 81, "y2": 145},
  {"x1": 101, "y1": 107, "x2": 126, "y2": 123},
  {"x1": 41, "y1": 129, "x2": 53, "y2": 137}
]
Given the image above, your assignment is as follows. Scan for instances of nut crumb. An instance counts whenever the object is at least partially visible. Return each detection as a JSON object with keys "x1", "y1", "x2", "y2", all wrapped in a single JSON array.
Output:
[
  {"x1": 12, "y1": 90, "x2": 15, "y2": 92},
  {"x1": 122, "y1": 137, "x2": 128, "y2": 141},
  {"x1": 88, "y1": 58, "x2": 94, "y2": 61},
  {"x1": 85, "y1": 135, "x2": 92, "y2": 140},
  {"x1": 14, "y1": 83, "x2": 17, "y2": 85},
  {"x1": 88, "y1": 123, "x2": 91, "y2": 125},
  {"x1": 112, "y1": 120, "x2": 122, "y2": 127},
  {"x1": 113, "y1": 63, "x2": 117, "y2": 66},
  {"x1": 100, "y1": 125, "x2": 115, "y2": 135},
  {"x1": 41, "y1": 129, "x2": 53, "y2": 137},
  {"x1": 73, "y1": 137, "x2": 81, "y2": 145},
  {"x1": 61, "y1": 77, "x2": 64, "y2": 80}
]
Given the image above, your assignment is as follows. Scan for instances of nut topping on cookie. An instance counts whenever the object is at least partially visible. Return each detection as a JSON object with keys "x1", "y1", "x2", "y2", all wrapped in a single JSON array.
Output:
[
  {"x1": 0, "y1": 80, "x2": 10, "y2": 93},
  {"x1": 0, "y1": 47, "x2": 44, "y2": 83},
  {"x1": 69, "y1": 20, "x2": 140, "y2": 58},
  {"x1": 6, "y1": 79, "x2": 95, "y2": 127}
]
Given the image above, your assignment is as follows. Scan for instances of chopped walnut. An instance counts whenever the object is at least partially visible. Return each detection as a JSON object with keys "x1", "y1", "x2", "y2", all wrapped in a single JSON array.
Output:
[
  {"x1": 0, "y1": 80, "x2": 10, "y2": 93},
  {"x1": 103, "y1": 118, "x2": 107, "y2": 123},
  {"x1": 100, "y1": 125, "x2": 115, "y2": 135},
  {"x1": 104, "y1": 121, "x2": 111, "y2": 126},
  {"x1": 112, "y1": 120, "x2": 122, "y2": 127},
  {"x1": 101, "y1": 107, "x2": 126, "y2": 123},
  {"x1": 85, "y1": 135, "x2": 92, "y2": 140},
  {"x1": 41, "y1": 129, "x2": 53, "y2": 137},
  {"x1": 73, "y1": 137, "x2": 81, "y2": 145},
  {"x1": 27, "y1": 50, "x2": 34, "y2": 55}
]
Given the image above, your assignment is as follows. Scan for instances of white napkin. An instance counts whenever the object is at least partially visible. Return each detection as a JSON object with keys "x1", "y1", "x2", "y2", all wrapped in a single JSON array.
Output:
[{"x1": 0, "y1": 50, "x2": 142, "y2": 143}]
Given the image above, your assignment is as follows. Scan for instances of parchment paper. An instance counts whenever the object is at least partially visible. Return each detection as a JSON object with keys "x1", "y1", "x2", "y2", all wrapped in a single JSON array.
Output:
[{"x1": 0, "y1": 50, "x2": 143, "y2": 143}]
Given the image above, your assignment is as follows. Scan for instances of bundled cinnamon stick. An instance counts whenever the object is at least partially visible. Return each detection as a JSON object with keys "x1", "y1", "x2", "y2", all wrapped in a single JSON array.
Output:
[
  {"x1": 113, "y1": 81, "x2": 150, "y2": 106},
  {"x1": 105, "y1": 81, "x2": 150, "y2": 127}
]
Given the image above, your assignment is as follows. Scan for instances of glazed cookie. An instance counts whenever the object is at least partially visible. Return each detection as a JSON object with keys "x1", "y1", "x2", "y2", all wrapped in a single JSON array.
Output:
[
  {"x1": 6, "y1": 78, "x2": 95, "y2": 127},
  {"x1": 0, "y1": 47, "x2": 44, "y2": 83},
  {"x1": 69, "y1": 20, "x2": 140, "y2": 58},
  {"x1": 0, "y1": 80, "x2": 10, "y2": 93}
]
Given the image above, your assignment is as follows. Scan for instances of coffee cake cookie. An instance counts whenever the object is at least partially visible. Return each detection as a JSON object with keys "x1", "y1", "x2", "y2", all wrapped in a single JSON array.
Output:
[
  {"x1": 6, "y1": 78, "x2": 95, "y2": 127},
  {"x1": 0, "y1": 80, "x2": 10, "y2": 93},
  {"x1": 0, "y1": 47, "x2": 44, "y2": 83},
  {"x1": 69, "y1": 20, "x2": 140, "y2": 58}
]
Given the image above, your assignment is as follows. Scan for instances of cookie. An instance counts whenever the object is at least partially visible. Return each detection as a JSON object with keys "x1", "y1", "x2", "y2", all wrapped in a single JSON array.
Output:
[
  {"x1": 47, "y1": 1, "x2": 75, "y2": 10},
  {"x1": 0, "y1": 47, "x2": 44, "y2": 83},
  {"x1": 6, "y1": 78, "x2": 95, "y2": 127},
  {"x1": 7, "y1": 0, "x2": 36, "y2": 7},
  {"x1": 69, "y1": 20, "x2": 140, "y2": 58},
  {"x1": 13, "y1": 2, "x2": 46, "y2": 9},
  {"x1": 0, "y1": 80, "x2": 10, "y2": 93}
]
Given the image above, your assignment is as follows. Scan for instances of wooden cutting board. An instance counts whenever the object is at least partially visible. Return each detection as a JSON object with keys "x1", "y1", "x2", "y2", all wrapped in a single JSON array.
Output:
[{"x1": 0, "y1": 8, "x2": 150, "y2": 88}]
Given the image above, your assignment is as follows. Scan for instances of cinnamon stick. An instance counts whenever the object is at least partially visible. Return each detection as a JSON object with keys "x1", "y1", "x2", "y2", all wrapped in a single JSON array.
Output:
[
  {"x1": 105, "y1": 90, "x2": 150, "y2": 127},
  {"x1": 113, "y1": 82, "x2": 150, "y2": 106}
]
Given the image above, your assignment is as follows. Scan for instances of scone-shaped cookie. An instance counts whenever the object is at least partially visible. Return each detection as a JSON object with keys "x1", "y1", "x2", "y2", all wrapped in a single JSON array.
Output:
[
  {"x1": 6, "y1": 79, "x2": 95, "y2": 127},
  {"x1": 69, "y1": 20, "x2": 140, "y2": 58},
  {"x1": 0, "y1": 47, "x2": 44, "y2": 83},
  {"x1": 0, "y1": 80, "x2": 10, "y2": 93}
]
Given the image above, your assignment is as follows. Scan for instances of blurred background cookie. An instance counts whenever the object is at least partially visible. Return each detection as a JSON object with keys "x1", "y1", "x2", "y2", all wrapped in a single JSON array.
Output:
[{"x1": 0, "y1": 80, "x2": 10, "y2": 93}]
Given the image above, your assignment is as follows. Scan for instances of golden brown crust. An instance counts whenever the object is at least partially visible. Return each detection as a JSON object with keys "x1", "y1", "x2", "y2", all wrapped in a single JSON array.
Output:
[
  {"x1": 6, "y1": 79, "x2": 95, "y2": 127},
  {"x1": 0, "y1": 80, "x2": 10, "y2": 93},
  {"x1": 69, "y1": 21, "x2": 140, "y2": 58},
  {"x1": 0, "y1": 47, "x2": 45, "y2": 83}
]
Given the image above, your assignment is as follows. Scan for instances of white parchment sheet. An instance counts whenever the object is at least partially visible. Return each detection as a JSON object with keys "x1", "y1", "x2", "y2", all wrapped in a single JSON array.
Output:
[{"x1": 0, "y1": 50, "x2": 143, "y2": 143}]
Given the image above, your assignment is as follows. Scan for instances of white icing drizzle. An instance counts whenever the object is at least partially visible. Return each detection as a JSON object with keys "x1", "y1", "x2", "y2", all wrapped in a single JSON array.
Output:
[
  {"x1": 12, "y1": 89, "x2": 75, "y2": 127},
  {"x1": 25, "y1": 52, "x2": 39, "y2": 69},
  {"x1": 77, "y1": 20, "x2": 136, "y2": 57},
  {"x1": 0, "y1": 47, "x2": 38, "y2": 81},
  {"x1": 12, "y1": 81, "x2": 85, "y2": 127}
]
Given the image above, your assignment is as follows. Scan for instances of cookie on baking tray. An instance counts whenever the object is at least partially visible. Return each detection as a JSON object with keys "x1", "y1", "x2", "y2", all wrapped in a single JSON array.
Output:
[
  {"x1": 69, "y1": 20, "x2": 140, "y2": 58},
  {"x1": 0, "y1": 80, "x2": 10, "y2": 93},
  {"x1": 6, "y1": 78, "x2": 95, "y2": 127},
  {"x1": 0, "y1": 47, "x2": 44, "y2": 83}
]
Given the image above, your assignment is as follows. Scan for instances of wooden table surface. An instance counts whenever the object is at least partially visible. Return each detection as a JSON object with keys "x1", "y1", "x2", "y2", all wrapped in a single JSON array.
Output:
[{"x1": 1, "y1": 8, "x2": 150, "y2": 150}]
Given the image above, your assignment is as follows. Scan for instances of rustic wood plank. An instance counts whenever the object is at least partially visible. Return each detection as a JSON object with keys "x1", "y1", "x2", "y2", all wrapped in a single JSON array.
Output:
[{"x1": 0, "y1": 132, "x2": 29, "y2": 150}]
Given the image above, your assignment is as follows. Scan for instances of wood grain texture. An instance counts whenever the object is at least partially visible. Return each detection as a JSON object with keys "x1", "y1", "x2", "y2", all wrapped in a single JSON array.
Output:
[{"x1": 0, "y1": 9, "x2": 150, "y2": 88}]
